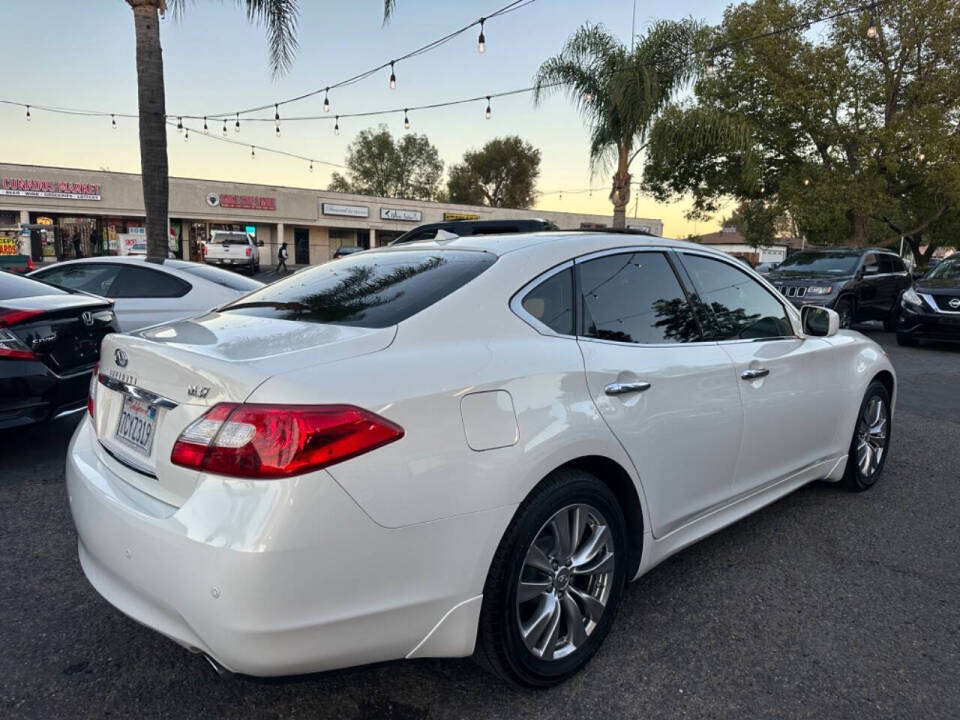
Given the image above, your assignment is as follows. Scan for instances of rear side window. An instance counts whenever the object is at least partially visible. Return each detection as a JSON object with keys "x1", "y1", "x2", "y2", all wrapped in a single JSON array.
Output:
[
  {"x1": 109, "y1": 267, "x2": 191, "y2": 298},
  {"x1": 578, "y1": 252, "x2": 700, "y2": 344},
  {"x1": 1, "y1": 271, "x2": 67, "y2": 298},
  {"x1": 34, "y1": 263, "x2": 120, "y2": 296},
  {"x1": 220, "y1": 250, "x2": 496, "y2": 328},
  {"x1": 172, "y1": 262, "x2": 262, "y2": 292},
  {"x1": 521, "y1": 268, "x2": 574, "y2": 335}
]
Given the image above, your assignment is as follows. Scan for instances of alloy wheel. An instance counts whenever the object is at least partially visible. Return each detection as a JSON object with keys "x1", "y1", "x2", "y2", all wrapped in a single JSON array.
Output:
[
  {"x1": 516, "y1": 503, "x2": 615, "y2": 661},
  {"x1": 856, "y1": 396, "x2": 888, "y2": 478}
]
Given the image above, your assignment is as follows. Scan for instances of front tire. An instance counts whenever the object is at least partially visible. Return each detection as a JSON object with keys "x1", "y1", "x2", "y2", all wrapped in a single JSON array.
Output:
[
  {"x1": 840, "y1": 381, "x2": 892, "y2": 491},
  {"x1": 474, "y1": 468, "x2": 627, "y2": 687},
  {"x1": 835, "y1": 296, "x2": 855, "y2": 329}
]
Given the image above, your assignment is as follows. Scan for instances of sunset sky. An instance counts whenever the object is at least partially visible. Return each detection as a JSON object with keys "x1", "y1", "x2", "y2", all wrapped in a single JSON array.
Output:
[{"x1": 1, "y1": 0, "x2": 729, "y2": 237}]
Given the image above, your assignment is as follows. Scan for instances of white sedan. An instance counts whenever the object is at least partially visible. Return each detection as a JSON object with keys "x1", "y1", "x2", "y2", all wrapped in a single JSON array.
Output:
[
  {"x1": 29, "y1": 256, "x2": 263, "y2": 331},
  {"x1": 67, "y1": 233, "x2": 895, "y2": 686}
]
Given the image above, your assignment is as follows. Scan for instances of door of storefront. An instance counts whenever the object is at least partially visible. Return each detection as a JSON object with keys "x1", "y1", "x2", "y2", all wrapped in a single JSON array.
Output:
[{"x1": 294, "y1": 228, "x2": 309, "y2": 265}]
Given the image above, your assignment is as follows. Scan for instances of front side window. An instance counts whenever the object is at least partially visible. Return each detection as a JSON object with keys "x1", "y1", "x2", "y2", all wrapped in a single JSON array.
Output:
[
  {"x1": 679, "y1": 254, "x2": 793, "y2": 340},
  {"x1": 521, "y1": 267, "x2": 574, "y2": 335},
  {"x1": 219, "y1": 249, "x2": 496, "y2": 328},
  {"x1": 578, "y1": 252, "x2": 700, "y2": 344},
  {"x1": 33, "y1": 263, "x2": 121, "y2": 296}
]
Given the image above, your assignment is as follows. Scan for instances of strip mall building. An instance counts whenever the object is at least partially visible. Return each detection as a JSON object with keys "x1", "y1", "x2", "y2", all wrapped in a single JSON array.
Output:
[{"x1": 0, "y1": 163, "x2": 663, "y2": 267}]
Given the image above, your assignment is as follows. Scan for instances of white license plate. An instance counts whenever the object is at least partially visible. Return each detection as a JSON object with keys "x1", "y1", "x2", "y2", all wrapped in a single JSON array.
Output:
[{"x1": 114, "y1": 395, "x2": 158, "y2": 455}]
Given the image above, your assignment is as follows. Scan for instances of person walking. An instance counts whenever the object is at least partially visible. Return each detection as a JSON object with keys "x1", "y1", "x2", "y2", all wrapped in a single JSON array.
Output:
[{"x1": 276, "y1": 241, "x2": 289, "y2": 275}]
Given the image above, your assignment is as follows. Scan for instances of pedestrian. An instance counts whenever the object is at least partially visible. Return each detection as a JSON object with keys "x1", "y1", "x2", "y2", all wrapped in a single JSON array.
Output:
[
  {"x1": 276, "y1": 241, "x2": 289, "y2": 275},
  {"x1": 72, "y1": 231, "x2": 83, "y2": 259}
]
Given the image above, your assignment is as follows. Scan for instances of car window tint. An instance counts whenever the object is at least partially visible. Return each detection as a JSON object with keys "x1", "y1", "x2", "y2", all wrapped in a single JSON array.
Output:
[
  {"x1": 891, "y1": 256, "x2": 906, "y2": 273},
  {"x1": 877, "y1": 255, "x2": 896, "y2": 273},
  {"x1": 578, "y1": 252, "x2": 700, "y2": 344},
  {"x1": 34, "y1": 264, "x2": 121, "y2": 296},
  {"x1": 1, "y1": 271, "x2": 67, "y2": 298},
  {"x1": 220, "y1": 250, "x2": 496, "y2": 328},
  {"x1": 862, "y1": 254, "x2": 878, "y2": 271},
  {"x1": 172, "y1": 262, "x2": 262, "y2": 292},
  {"x1": 521, "y1": 268, "x2": 574, "y2": 334},
  {"x1": 680, "y1": 254, "x2": 793, "y2": 340},
  {"x1": 109, "y1": 266, "x2": 190, "y2": 298}
]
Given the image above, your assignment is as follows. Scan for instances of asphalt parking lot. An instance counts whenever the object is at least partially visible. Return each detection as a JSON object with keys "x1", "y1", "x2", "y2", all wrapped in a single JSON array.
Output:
[{"x1": 1, "y1": 328, "x2": 958, "y2": 719}]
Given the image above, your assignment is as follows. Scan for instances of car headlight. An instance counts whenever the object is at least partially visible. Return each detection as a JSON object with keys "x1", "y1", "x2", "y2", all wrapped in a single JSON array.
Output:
[
  {"x1": 901, "y1": 287, "x2": 924, "y2": 309},
  {"x1": 806, "y1": 286, "x2": 833, "y2": 296}
]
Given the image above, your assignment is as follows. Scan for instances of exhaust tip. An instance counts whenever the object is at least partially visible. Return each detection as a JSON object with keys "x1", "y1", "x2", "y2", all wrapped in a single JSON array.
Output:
[{"x1": 203, "y1": 653, "x2": 234, "y2": 679}]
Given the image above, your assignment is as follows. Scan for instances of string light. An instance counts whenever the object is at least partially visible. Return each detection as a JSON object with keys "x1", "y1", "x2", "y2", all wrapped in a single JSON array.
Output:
[
  {"x1": 222, "y1": 119, "x2": 228, "y2": 136},
  {"x1": 485, "y1": 96, "x2": 491, "y2": 119},
  {"x1": 309, "y1": 160, "x2": 314, "y2": 172},
  {"x1": 584, "y1": 91, "x2": 593, "y2": 103},
  {"x1": 919, "y1": 152, "x2": 926, "y2": 162},
  {"x1": 334, "y1": 116, "x2": 340, "y2": 135},
  {"x1": 803, "y1": 178, "x2": 810, "y2": 186},
  {"x1": 274, "y1": 104, "x2": 281, "y2": 136},
  {"x1": 866, "y1": 12, "x2": 878, "y2": 39},
  {"x1": 203, "y1": 116, "x2": 209, "y2": 134},
  {"x1": 403, "y1": 108, "x2": 410, "y2": 130},
  {"x1": 184, "y1": 127, "x2": 189, "y2": 142},
  {"x1": 389, "y1": 61, "x2": 397, "y2": 90},
  {"x1": 111, "y1": 114, "x2": 117, "y2": 130},
  {"x1": 176, "y1": 116, "x2": 183, "y2": 133},
  {"x1": 478, "y1": 17, "x2": 486, "y2": 53},
  {"x1": 235, "y1": 112, "x2": 240, "y2": 133},
  {"x1": 25, "y1": 105, "x2": 31, "y2": 121},
  {"x1": 706, "y1": 56, "x2": 716, "y2": 77},
  {"x1": 251, "y1": 145, "x2": 256, "y2": 159},
  {"x1": 323, "y1": 88, "x2": 330, "y2": 113}
]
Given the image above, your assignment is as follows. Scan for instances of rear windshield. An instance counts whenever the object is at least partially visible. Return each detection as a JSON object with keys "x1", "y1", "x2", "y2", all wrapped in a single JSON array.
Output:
[
  {"x1": 0, "y1": 271, "x2": 67, "y2": 299},
  {"x1": 777, "y1": 251, "x2": 860, "y2": 274},
  {"x1": 214, "y1": 234, "x2": 251, "y2": 245},
  {"x1": 171, "y1": 261, "x2": 263, "y2": 292},
  {"x1": 219, "y1": 249, "x2": 496, "y2": 328}
]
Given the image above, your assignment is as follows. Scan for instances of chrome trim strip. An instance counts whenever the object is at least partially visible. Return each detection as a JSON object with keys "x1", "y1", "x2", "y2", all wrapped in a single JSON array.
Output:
[
  {"x1": 98, "y1": 374, "x2": 179, "y2": 409},
  {"x1": 52, "y1": 405, "x2": 86, "y2": 421},
  {"x1": 920, "y1": 292, "x2": 960, "y2": 314},
  {"x1": 98, "y1": 441, "x2": 158, "y2": 479}
]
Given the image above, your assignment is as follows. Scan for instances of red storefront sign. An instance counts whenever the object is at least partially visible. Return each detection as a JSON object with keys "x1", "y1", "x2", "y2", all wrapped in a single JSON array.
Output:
[
  {"x1": 217, "y1": 194, "x2": 276, "y2": 211},
  {"x1": 0, "y1": 177, "x2": 102, "y2": 200}
]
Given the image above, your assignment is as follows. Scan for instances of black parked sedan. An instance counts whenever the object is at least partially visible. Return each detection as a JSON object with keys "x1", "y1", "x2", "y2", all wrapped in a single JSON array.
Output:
[
  {"x1": 766, "y1": 247, "x2": 911, "y2": 329},
  {"x1": 0, "y1": 273, "x2": 117, "y2": 430},
  {"x1": 896, "y1": 256, "x2": 960, "y2": 346}
]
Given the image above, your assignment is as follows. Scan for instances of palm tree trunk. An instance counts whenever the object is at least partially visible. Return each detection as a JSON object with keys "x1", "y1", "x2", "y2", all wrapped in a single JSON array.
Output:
[
  {"x1": 610, "y1": 144, "x2": 632, "y2": 229},
  {"x1": 130, "y1": 1, "x2": 169, "y2": 264}
]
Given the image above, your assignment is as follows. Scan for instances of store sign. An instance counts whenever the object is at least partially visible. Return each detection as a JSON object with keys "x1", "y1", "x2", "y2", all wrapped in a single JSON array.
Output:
[
  {"x1": 443, "y1": 212, "x2": 480, "y2": 221},
  {"x1": 205, "y1": 192, "x2": 276, "y2": 211},
  {"x1": 322, "y1": 202, "x2": 369, "y2": 218},
  {"x1": 380, "y1": 207, "x2": 422, "y2": 222},
  {"x1": 36, "y1": 216, "x2": 55, "y2": 226},
  {"x1": 0, "y1": 177, "x2": 101, "y2": 201}
]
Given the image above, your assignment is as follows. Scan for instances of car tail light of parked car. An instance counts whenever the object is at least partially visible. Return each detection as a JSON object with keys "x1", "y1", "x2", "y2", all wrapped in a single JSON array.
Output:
[
  {"x1": 171, "y1": 403, "x2": 404, "y2": 478},
  {"x1": 87, "y1": 363, "x2": 99, "y2": 418},
  {"x1": 0, "y1": 308, "x2": 44, "y2": 359}
]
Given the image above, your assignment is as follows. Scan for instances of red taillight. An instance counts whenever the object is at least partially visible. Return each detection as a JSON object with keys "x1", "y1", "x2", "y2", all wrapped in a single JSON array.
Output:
[
  {"x1": 0, "y1": 308, "x2": 44, "y2": 328},
  {"x1": 171, "y1": 403, "x2": 404, "y2": 478},
  {"x1": 0, "y1": 308, "x2": 43, "y2": 359},
  {"x1": 27, "y1": 257, "x2": 35, "y2": 271},
  {"x1": 88, "y1": 363, "x2": 99, "y2": 418},
  {"x1": 245, "y1": 247, "x2": 252, "y2": 257}
]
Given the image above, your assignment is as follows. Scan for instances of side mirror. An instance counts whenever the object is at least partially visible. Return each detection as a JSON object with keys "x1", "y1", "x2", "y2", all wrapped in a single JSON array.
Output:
[{"x1": 801, "y1": 305, "x2": 840, "y2": 337}]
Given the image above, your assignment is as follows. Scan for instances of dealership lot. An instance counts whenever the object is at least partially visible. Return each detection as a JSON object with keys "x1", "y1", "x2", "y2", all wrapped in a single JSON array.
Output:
[{"x1": 1, "y1": 329, "x2": 957, "y2": 719}]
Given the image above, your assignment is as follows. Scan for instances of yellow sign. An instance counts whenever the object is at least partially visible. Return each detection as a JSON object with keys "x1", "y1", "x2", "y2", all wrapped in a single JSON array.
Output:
[
  {"x1": 36, "y1": 216, "x2": 54, "y2": 226},
  {"x1": 443, "y1": 212, "x2": 480, "y2": 221}
]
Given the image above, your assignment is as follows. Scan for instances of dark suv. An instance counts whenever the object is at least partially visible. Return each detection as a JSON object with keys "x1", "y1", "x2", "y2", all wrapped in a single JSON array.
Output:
[
  {"x1": 765, "y1": 248, "x2": 911, "y2": 329},
  {"x1": 389, "y1": 218, "x2": 558, "y2": 245}
]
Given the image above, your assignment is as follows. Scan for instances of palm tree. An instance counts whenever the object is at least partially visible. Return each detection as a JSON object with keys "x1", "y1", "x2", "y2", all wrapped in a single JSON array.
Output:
[
  {"x1": 534, "y1": 21, "x2": 704, "y2": 228},
  {"x1": 127, "y1": 0, "x2": 395, "y2": 263}
]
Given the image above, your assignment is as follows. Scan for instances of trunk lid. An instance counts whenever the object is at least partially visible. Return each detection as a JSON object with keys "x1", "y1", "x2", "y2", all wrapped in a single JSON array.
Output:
[{"x1": 92, "y1": 311, "x2": 396, "y2": 506}]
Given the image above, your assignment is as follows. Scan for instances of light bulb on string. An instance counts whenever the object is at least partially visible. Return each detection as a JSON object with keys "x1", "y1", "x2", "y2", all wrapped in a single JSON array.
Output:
[
  {"x1": 203, "y1": 117, "x2": 209, "y2": 134},
  {"x1": 309, "y1": 161, "x2": 314, "y2": 173},
  {"x1": 477, "y1": 18, "x2": 486, "y2": 54},
  {"x1": 323, "y1": 88, "x2": 330, "y2": 113},
  {"x1": 485, "y1": 96, "x2": 491, "y2": 120},
  {"x1": 177, "y1": 116, "x2": 183, "y2": 133},
  {"x1": 111, "y1": 114, "x2": 117, "y2": 130},
  {"x1": 25, "y1": 105, "x2": 31, "y2": 121},
  {"x1": 706, "y1": 57, "x2": 716, "y2": 77},
  {"x1": 251, "y1": 146, "x2": 256, "y2": 160},
  {"x1": 274, "y1": 104, "x2": 281, "y2": 136},
  {"x1": 403, "y1": 109, "x2": 410, "y2": 130},
  {"x1": 584, "y1": 91, "x2": 593, "y2": 104},
  {"x1": 866, "y1": 13, "x2": 878, "y2": 39},
  {"x1": 334, "y1": 116, "x2": 340, "y2": 135},
  {"x1": 222, "y1": 119, "x2": 228, "y2": 136},
  {"x1": 389, "y1": 61, "x2": 397, "y2": 90},
  {"x1": 919, "y1": 152, "x2": 926, "y2": 162},
  {"x1": 235, "y1": 113, "x2": 240, "y2": 134},
  {"x1": 803, "y1": 178, "x2": 810, "y2": 186},
  {"x1": 184, "y1": 127, "x2": 189, "y2": 142}
]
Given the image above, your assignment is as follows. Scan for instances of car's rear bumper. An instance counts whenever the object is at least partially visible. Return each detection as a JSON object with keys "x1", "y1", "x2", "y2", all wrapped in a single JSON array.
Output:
[
  {"x1": 66, "y1": 417, "x2": 510, "y2": 676},
  {"x1": 0, "y1": 359, "x2": 93, "y2": 429},
  {"x1": 896, "y1": 306, "x2": 960, "y2": 342}
]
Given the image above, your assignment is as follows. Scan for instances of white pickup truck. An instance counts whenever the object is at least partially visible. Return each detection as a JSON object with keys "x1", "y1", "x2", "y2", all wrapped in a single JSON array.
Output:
[{"x1": 203, "y1": 231, "x2": 262, "y2": 274}]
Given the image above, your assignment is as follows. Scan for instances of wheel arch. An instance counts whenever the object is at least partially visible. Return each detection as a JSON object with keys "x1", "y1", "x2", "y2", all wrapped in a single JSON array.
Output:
[{"x1": 871, "y1": 369, "x2": 896, "y2": 413}]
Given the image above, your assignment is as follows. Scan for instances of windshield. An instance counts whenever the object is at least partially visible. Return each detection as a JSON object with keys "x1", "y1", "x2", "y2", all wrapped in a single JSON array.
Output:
[
  {"x1": 926, "y1": 258, "x2": 960, "y2": 280},
  {"x1": 776, "y1": 251, "x2": 859, "y2": 274},
  {"x1": 215, "y1": 234, "x2": 251, "y2": 245},
  {"x1": 219, "y1": 249, "x2": 496, "y2": 328}
]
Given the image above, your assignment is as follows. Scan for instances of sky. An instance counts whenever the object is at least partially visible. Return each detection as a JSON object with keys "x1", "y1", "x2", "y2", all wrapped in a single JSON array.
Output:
[{"x1": 0, "y1": 0, "x2": 727, "y2": 237}]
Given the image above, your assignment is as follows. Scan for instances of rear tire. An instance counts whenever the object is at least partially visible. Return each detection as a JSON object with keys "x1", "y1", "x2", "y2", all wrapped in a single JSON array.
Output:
[
  {"x1": 840, "y1": 381, "x2": 891, "y2": 491},
  {"x1": 474, "y1": 468, "x2": 627, "y2": 687}
]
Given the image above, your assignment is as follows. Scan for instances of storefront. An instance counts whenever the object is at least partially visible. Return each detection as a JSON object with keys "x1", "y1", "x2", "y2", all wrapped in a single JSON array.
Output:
[{"x1": 0, "y1": 162, "x2": 664, "y2": 269}]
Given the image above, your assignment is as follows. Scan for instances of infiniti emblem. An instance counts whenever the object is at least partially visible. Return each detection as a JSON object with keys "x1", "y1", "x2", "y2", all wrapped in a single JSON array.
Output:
[
  {"x1": 81, "y1": 311, "x2": 94, "y2": 327},
  {"x1": 949, "y1": 298, "x2": 960, "y2": 309},
  {"x1": 115, "y1": 348, "x2": 128, "y2": 367}
]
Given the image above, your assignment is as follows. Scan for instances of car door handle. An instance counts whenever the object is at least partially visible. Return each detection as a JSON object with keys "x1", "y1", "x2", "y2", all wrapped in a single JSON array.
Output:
[
  {"x1": 741, "y1": 368, "x2": 770, "y2": 381},
  {"x1": 604, "y1": 381, "x2": 651, "y2": 396}
]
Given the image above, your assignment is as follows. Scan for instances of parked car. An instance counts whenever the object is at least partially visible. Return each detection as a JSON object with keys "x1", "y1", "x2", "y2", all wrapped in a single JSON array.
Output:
[
  {"x1": 754, "y1": 261, "x2": 780, "y2": 274},
  {"x1": 0, "y1": 254, "x2": 35, "y2": 274},
  {"x1": 0, "y1": 272, "x2": 117, "y2": 429},
  {"x1": 68, "y1": 233, "x2": 894, "y2": 686},
  {"x1": 896, "y1": 255, "x2": 960, "y2": 346},
  {"x1": 332, "y1": 245, "x2": 364, "y2": 259},
  {"x1": 203, "y1": 231, "x2": 263, "y2": 274},
  {"x1": 126, "y1": 241, "x2": 176, "y2": 259},
  {"x1": 390, "y1": 218, "x2": 559, "y2": 245},
  {"x1": 765, "y1": 247, "x2": 911, "y2": 329},
  {"x1": 29, "y1": 257, "x2": 262, "y2": 332}
]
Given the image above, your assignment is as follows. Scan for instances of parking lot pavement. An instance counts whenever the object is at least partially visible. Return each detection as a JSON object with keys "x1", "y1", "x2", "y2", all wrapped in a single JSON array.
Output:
[{"x1": 1, "y1": 330, "x2": 958, "y2": 720}]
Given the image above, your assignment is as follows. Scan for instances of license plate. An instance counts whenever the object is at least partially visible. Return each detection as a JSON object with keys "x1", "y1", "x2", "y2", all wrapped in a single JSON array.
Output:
[{"x1": 115, "y1": 395, "x2": 158, "y2": 455}]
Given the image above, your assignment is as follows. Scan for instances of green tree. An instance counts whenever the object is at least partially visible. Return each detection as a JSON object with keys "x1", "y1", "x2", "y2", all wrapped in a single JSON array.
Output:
[
  {"x1": 533, "y1": 20, "x2": 706, "y2": 227},
  {"x1": 128, "y1": 0, "x2": 394, "y2": 263},
  {"x1": 328, "y1": 125, "x2": 444, "y2": 200},
  {"x1": 446, "y1": 136, "x2": 542, "y2": 208},
  {"x1": 720, "y1": 200, "x2": 791, "y2": 247},
  {"x1": 643, "y1": 0, "x2": 960, "y2": 261}
]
